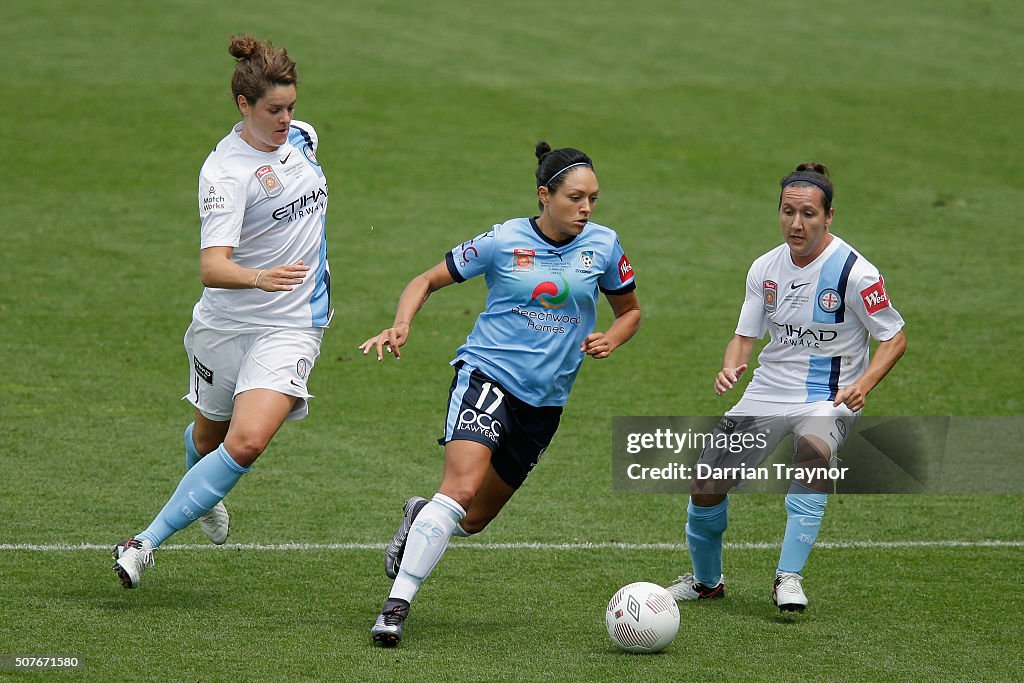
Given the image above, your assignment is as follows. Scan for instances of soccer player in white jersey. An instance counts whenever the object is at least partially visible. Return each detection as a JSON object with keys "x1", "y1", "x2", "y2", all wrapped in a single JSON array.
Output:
[
  {"x1": 113, "y1": 35, "x2": 332, "y2": 588},
  {"x1": 358, "y1": 141, "x2": 641, "y2": 646},
  {"x1": 667, "y1": 163, "x2": 906, "y2": 612}
]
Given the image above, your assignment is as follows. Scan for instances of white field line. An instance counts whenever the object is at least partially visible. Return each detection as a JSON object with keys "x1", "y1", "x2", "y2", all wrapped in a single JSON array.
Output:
[{"x1": 1, "y1": 540, "x2": 1022, "y2": 552}]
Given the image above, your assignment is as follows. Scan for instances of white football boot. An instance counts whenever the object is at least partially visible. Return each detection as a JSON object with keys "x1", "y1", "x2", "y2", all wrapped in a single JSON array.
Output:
[
  {"x1": 112, "y1": 539, "x2": 155, "y2": 589},
  {"x1": 666, "y1": 573, "x2": 726, "y2": 601},
  {"x1": 198, "y1": 501, "x2": 230, "y2": 545},
  {"x1": 772, "y1": 572, "x2": 808, "y2": 612}
]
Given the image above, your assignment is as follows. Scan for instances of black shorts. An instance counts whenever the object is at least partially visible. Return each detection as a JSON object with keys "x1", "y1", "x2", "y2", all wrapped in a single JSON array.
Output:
[{"x1": 439, "y1": 362, "x2": 562, "y2": 489}]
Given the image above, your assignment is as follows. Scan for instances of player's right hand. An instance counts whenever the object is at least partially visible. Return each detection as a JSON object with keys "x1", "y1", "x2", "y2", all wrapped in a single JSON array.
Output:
[
  {"x1": 255, "y1": 260, "x2": 309, "y2": 292},
  {"x1": 714, "y1": 364, "x2": 747, "y2": 395},
  {"x1": 358, "y1": 322, "x2": 410, "y2": 361}
]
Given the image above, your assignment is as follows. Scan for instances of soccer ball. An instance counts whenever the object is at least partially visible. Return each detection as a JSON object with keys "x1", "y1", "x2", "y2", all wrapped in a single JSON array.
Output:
[{"x1": 605, "y1": 582, "x2": 680, "y2": 653}]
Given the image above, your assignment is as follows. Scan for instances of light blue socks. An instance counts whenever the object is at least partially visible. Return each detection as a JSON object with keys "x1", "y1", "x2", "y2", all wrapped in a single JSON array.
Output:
[
  {"x1": 184, "y1": 422, "x2": 202, "y2": 471},
  {"x1": 777, "y1": 482, "x2": 827, "y2": 574},
  {"x1": 685, "y1": 497, "x2": 729, "y2": 587},
  {"x1": 136, "y1": 444, "x2": 249, "y2": 548},
  {"x1": 389, "y1": 493, "x2": 466, "y2": 602}
]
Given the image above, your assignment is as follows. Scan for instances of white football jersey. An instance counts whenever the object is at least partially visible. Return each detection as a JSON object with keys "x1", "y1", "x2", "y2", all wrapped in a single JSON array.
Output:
[
  {"x1": 735, "y1": 235, "x2": 904, "y2": 403},
  {"x1": 194, "y1": 120, "x2": 331, "y2": 329}
]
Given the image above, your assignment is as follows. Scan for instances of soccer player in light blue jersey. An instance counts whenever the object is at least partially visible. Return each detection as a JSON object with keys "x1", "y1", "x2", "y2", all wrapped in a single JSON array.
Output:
[
  {"x1": 667, "y1": 163, "x2": 906, "y2": 612},
  {"x1": 359, "y1": 141, "x2": 641, "y2": 646},
  {"x1": 112, "y1": 35, "x2": 332, "y2": 589}
]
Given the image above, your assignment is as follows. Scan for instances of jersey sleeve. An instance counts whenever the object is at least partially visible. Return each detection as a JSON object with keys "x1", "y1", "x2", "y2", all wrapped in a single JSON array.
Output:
[
  {"x1": 198, "y1": 174, "x2": 246, "y2": 249},
  {"x1": 445, "y1": 227, "x2": 499, "y2": 282},
  {"x1": 735, "y1": 261, "x2": 768, "y2": 338},
  {"x1": 598, "y1": 238, "x2": 636, "y2": 295},
  {"x1": 291, "y1": 120, "x2": 319, "y2": 153},
  {"x1": 847, "y1": 266, "x2": 905, "y2": 341}
]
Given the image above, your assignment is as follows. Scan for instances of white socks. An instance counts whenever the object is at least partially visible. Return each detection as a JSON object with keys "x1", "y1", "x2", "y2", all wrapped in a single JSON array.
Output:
[{"x1": 389, "y1": 493, "x2": 466, "y2": 603}]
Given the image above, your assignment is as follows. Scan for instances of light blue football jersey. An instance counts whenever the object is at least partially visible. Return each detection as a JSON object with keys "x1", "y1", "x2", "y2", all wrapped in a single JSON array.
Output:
[{"x1": 445, "y1": 217, "x2": 635, "y2": 407}]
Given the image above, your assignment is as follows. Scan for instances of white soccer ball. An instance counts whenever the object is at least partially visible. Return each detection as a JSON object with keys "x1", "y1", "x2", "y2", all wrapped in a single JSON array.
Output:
[{"x1": 605, "y1": 581, "x2": 680, "y2": 653}]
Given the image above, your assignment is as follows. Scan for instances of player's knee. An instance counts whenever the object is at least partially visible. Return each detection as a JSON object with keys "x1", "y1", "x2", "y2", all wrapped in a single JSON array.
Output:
[
  {"x1": 443, "y1": 488, "x2": 476, "y2": 512},
  {"x1": 192, "y1": 431, "x2": 223, "y2": 457},
  {"x1": 459, "y1": 517, "x2": 490, "y2": 535},
  {"x1": 794, "y1": 436, "x2": 830, "y2": 467},
  {"x1": 223, "y1": 433, "x2": 269, "y2": 467},
  {"x1": 691, "y1": 493, "x2": 727, "y2": 508}
]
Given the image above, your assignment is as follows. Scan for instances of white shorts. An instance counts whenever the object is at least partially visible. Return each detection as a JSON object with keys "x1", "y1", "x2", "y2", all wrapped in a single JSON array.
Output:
[
  {"x1": 182, "y1": 320, "x2": 323, "y2": 422},
  {"x1": 698, "y1": 397, "x2": 859, "y2": 472}
]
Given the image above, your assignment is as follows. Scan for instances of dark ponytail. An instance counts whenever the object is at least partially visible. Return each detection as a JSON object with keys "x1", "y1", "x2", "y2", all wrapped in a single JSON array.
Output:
[{"x1": 534, "y1": 140, "x2": 593, "y2": 210}]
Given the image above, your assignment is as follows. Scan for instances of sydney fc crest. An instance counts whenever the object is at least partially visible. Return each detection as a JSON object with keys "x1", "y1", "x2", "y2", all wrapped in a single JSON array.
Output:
[{"x1": 579, "y1": 250, "x2": 594, "y2": 270}]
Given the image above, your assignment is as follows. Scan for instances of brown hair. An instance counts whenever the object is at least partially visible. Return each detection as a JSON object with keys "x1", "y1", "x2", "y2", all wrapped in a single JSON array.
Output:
[{"x1": 228, "y1": 34, "x2": 298, "y2": 106}]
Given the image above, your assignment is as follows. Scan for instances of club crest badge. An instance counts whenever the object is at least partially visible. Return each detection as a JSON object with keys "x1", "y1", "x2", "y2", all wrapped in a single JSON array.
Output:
[
  {"x1": 296, "y1": 358, "x2": 310, "y2": 380},
  {"x1": 835, "y1": 418, "x2": 847, "y2": 439},
  {"x1": 256, "y1": 165, "x2": 284, "y2": 198},
  {"x1": 513, "y1": 248, "x2": 536, "y2": 272},
  {"x1": 763, "y1": 280, "x2": 778, "y2": 312},
  {"x1": 303, "y1": 144, "x2": 319, "y2": 166},
  {"x1": 818, "y1": 288, "x2": 842, "y2": 313},
  {"x1": 579, "y1": 250, "x2": 594, "y2": 270}
]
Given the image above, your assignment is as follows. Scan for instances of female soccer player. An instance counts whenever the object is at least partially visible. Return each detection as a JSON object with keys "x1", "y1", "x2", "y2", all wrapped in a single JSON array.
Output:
[
  {"x1": 359, "y1": 141, "x2": 641, "y2": 646},
  {"x1": 113, "y1": 35, "x2": 332, "y2": 588},
  {"x1": 667, "y1": 162, "x2": 906, "y2": 612}
]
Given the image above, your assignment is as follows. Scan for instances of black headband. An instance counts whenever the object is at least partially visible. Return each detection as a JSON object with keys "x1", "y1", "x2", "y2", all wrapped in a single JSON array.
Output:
[{"x1": 782, "y1": 175, "x2": 833, "y2": 205}]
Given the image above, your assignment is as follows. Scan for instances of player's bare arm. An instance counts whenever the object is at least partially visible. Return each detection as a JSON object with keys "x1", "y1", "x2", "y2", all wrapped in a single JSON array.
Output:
[
  {"x1": 715, "y1": 335, "x2": 755, "y2": 395},
  {"x1": 833, "y1": 330, "x2": 907, "y2": 411},
  {"x1": 200, "y1": 246, "x2": 309, "y2": 292},
  {"x1": 359, "y1": 260, "x2": 456, "y2": 361},
  {"x1": 582, "y1": 291, "x2": 640, "y2": 359}
]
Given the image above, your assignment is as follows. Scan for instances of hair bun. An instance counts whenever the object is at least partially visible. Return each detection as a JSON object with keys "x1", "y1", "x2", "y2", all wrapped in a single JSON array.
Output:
[
  {"x1": 795, "y1": 161, "x2": 830, "y2": 177},
  {"x1": 535, "y1": 140, "x2": 552, "y2": 161},
  {"x1": 229, "y1": 34, "x2": 261, "y2": 61}
]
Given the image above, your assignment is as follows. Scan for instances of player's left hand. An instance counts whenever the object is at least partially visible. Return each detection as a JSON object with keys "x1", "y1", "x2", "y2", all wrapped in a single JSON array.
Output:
[
  {"x1": 581, "y1": 332, "x2": 615, "y2": 359},
  {"x1": 833, "y1": 384, "x2": 865, "y2": 411},
  {"x1": 358, "y1": 322, "x2": 409, "y2": 361}
]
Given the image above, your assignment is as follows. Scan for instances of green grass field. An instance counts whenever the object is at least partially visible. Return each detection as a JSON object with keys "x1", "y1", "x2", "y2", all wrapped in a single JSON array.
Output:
[{"x1": 2, "y1": 1, "x2": 1022, "y2": 680}]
